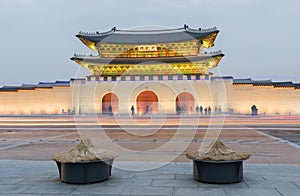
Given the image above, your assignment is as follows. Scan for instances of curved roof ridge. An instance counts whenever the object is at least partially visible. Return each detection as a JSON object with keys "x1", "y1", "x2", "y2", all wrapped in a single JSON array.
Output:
[
  {"x1": 77, "y1": 25, "x2": 218, "y2": 36},
  {"x1": 115, "y1": 27, "x2": 184, "y2": 33}
]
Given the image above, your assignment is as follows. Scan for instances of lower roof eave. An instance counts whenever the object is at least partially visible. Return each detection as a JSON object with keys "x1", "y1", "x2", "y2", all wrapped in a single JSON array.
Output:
[{"x1": 70, "y1": 54, "x2": 224, "y2": 65}]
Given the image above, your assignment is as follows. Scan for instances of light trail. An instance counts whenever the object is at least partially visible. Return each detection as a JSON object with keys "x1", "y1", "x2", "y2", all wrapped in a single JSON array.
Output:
[{"x1": 0, "y1": 127, "x2": 299, "y2": 131}]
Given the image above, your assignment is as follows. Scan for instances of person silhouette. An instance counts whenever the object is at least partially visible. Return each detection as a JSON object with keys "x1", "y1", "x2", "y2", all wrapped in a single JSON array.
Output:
[
  {"x1": 131, "y1": 105, "x2": 135, "y2": 116},
  {"x1": 208, "y1": 106, "x2": 211, "y2": 115},
  {"x1": 251, "y1": 105, "x2": 258, "y2": 116},
  {"x1": 200, "y1": 106, "x2": 203, "y2": 115},
  {"x1": 108, "y1": 105, "x2": 113, "y2": 115},
  {"x1": 204, "y1": 107, "x2": 208, "y2": 115}
]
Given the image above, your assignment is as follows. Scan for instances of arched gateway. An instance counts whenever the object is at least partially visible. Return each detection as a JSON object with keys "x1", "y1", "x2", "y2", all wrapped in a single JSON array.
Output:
[
  {"x1": 102, "y1": 93, "x2": 118, "y2": 114},
  {"x1": 136, "y1": 91, "x2": 158, "y2": 115},
  {"x1": 176, "y1": 92, "x2": 195, "y2": 114}
]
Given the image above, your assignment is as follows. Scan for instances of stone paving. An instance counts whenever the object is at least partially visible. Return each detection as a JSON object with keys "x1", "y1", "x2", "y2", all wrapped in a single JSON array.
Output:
[
  {"x1": 1, "y1": 117, "x2": 300, "y2": 195},
  {"x1": 1, "y1": 128, "x2": 300, "y2": 164},
  {"x1": 0, "y1": 160, "x2": 299, "y2": 196}
]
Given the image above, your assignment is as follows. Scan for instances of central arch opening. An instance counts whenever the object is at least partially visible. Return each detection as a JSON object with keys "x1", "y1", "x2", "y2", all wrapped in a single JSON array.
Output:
[
  {"x1": 136, "y1": 91, "x2": 158, "y2": 115},
  {"x1": 102, "y1": 93, "x2": 118, "y2": 114},
  {"x1": 176, "y1": 92, "x2": 195, "y2": 115}
]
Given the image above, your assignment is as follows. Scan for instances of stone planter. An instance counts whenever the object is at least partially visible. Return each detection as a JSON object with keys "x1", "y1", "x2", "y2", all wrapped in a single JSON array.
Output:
[
  {"x1": 193, "y1": 159, "x2": 243, "y2": 183},
  {"x1": 52, "y1": 138, "x2": 117, "y2": 184},
  {"x1": 55, "y1": 159, "x2": 113, "y2": 184},
  {"x1": 186, "y1": 140, "x2": 250, "y2": 184}
]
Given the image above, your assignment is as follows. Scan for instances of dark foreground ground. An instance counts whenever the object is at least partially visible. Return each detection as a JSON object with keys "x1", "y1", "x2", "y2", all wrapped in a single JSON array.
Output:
[{"x1": 1, "y1": 160, "x2": 300, "y2": 196}]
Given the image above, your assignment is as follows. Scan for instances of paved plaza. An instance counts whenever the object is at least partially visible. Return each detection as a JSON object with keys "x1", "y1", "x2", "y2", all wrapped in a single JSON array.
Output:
[
  {"x1": 0, "y1": 116, "x2": 300, "y2": 195},
  {"x1": 0, "y1": 160, "x2": 300, "y2": 195}
]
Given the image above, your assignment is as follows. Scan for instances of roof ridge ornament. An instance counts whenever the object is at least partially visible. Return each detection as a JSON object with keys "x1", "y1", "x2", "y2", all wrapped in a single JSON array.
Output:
[
  {"x1": 78, "y1": 29, "x2": 114, "y2": 36},
  {"x1": 203, "y1": 50, "x2": 222, "y2": 55}
]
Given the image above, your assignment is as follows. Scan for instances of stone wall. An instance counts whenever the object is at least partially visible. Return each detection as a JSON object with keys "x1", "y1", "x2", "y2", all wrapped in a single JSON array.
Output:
[
  {"x1": 0, "y1": 86, "x2": 72, "y2": 115},
  {"x1": 0, "y1": 79, "x2": 299, "y2": 115}
]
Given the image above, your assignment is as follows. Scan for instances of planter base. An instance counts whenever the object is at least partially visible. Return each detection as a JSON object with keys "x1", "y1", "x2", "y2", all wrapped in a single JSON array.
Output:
[
  {"x1": 193, "y1": 160, "x2": 243, "y2": 184},
  {"x1": 55, "y1": 160, "x2": 112, "y2": 184}
]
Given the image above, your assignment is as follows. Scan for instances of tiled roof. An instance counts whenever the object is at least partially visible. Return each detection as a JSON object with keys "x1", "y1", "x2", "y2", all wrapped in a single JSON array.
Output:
[
  {"x1": 19, "y1": 84, "x2": 36, "y2": 90},
  {"x1": 0, "y1": 81, "x2": 70, "y2": 92},
  {"x1": 233, "y1": 79, "x2": 299, "y2": 89},
  {"x1": 76, "y1": 25, "x2": 219, "y2": 44},
  {"x1": 273, "y1": 81, "x2": 294, "y2": 88},
  {"x1": 252, "y1": 80, "x2": 273, "y2": 86},
  {"x1": 211, "y1": 76, "x2": 233, "y2": 80},
  {"x1": 0, "y1": 86, "x2": 20, "y2": 91},
  {"x1": 232, "y1": 78, "x2": 252, "y2": 85}
]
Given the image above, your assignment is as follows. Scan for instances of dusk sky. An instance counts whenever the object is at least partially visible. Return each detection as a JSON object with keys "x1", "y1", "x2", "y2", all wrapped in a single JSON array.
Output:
[{"x1": 0, "y1": 0, "x2": 299, "y2": 84}]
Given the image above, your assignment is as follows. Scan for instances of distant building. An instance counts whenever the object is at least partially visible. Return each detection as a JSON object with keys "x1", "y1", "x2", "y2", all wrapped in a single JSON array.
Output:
[{"x1": 0, "y1": 25, "x2": 299, "y2": 115}]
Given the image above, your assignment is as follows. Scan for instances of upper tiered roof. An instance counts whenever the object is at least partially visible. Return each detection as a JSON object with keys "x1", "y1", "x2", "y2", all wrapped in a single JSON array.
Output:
[{"x1": 76, "y1": 25, "x2": 219, "y2": 45}]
